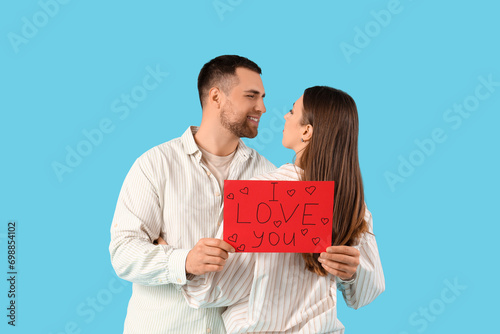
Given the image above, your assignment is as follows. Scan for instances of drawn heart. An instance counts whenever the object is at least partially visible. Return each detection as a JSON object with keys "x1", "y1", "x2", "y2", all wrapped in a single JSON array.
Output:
[
  {"x1": 287, "y1": 189, "x2": 296, "y2": 197},
  {"x1": 321, "y1": 218, "x2": 329, "y2": 225},
  {"x1": 227, "y1": 193, "x2": 234, "y2": 200},
  {"x1": 237, "y1": 244, "x2": 246, "y2": 252},
  {"x1": 305, "y1": 186, "x2": 316, "y2": 195},
  {"x1": 240, "y1": 187, "x2": 249, "y2": 195},
  {"x1": 301, "y1": 229, "x2": 308, "y2": 236},
  {"x1": 228, "y1": 234, "x2": 238, "y2": 243},
  {"x1": 312, "y1": 237, "x2": 320, "y2": 245},
  {"x1": 274, "y1": 220, "x2": 282, "y2": 228}
]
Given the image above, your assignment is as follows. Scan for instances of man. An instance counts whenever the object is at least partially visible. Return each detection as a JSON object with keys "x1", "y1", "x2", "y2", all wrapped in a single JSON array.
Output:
[{"x1": 109, "y1": 55, "x2": 276, "y2": 333}]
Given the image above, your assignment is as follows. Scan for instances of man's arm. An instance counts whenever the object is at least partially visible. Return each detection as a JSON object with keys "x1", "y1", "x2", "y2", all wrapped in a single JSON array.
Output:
[
  {"x1": 180, "y1": 225, "x2": 256, "y2": 308},
  {"x1": 109, "y1": 157, "x2": 233, "y2": 286},
  {"x1": 109, "y1": 157, "x2": 190, "y2": 286}
]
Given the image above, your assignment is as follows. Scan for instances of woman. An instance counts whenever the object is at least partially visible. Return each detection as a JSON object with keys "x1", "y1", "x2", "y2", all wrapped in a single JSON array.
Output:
[{"x1": 161, "y1": 86, "x2": 384, "y2": 333}]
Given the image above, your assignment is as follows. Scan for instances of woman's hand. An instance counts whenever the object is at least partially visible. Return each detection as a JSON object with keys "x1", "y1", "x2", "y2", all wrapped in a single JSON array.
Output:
[
  {"x1": 319, "y1": 246, "x2": 360, "y2": 281},
  {"x1": 154, "y1": 236, "x2": 167, "y2": 245}
]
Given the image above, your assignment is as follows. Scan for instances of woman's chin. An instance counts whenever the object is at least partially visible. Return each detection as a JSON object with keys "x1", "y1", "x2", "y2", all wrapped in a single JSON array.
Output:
[{"x1": 281, "y1": 141, "x2": 293, "y2": 151}]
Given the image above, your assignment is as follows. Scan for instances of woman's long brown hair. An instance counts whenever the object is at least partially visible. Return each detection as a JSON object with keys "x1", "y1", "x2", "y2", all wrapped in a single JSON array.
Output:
[{"x1": 299, "y1": 86, "x2": 369, "y2": 276}]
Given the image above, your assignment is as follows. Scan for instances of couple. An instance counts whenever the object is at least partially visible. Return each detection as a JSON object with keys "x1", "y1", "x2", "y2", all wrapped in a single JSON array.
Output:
[{"x1": 109, "y1": 55, "x2": 384, "y2": 333}]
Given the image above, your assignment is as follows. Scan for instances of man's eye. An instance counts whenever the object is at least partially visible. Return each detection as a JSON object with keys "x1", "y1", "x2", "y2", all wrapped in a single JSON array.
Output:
[
  {"x1": 247, "y1": 95, "x2": 255, "y2": 98},
  {"x1": 289, "y1": 109, "x2": 293, "y2": 114}
]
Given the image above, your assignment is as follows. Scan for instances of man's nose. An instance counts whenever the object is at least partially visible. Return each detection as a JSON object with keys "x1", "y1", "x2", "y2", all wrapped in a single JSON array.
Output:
[{"x1": 257, "y1": 98, "x2": 266, "y2": 114}]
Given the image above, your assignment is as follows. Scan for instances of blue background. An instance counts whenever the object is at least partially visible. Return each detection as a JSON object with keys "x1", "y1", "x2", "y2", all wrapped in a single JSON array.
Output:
[{"x1": 1, "y1": 0, "x2": 499, "y2": 333}]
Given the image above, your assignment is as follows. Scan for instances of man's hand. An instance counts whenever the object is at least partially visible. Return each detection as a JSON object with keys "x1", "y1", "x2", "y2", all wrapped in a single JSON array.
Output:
[
  {"x1": 154, "y1": 236, "x2": 167, "y2": 245},
  {"x1": 318, "y1": 246, "x2": 360, "y2": 281},
  {"x1": 185, "y1": 238, "x2": 235, "y2": 276}
]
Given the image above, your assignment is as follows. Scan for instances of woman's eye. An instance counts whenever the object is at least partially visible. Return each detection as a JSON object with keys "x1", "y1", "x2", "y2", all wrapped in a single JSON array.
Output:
[{"x1": 289, "y1": 109, "x2": 293, "y2": 114}]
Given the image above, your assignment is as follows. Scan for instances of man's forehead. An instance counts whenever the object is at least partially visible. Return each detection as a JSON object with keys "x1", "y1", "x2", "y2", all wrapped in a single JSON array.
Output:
[
  {"x1": 234, "y1": 68, "x2": 265, "y2": 94},
  {"x1": 235, "y1": 68, "x2": 262, "y2": 82},
  {"x1": 235, "y1": 66, "x2": 259, "y2": 76}
]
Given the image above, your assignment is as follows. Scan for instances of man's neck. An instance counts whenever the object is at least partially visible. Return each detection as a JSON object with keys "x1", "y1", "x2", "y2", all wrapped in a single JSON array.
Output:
[{"x1": 194, "y1": 124, "x2": 240, "y2": 156}]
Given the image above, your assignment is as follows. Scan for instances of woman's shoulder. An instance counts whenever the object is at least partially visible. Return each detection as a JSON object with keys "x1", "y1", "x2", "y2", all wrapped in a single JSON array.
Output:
[{"x1": 251, "y1": 163, "x2": 302, "y2": 181}]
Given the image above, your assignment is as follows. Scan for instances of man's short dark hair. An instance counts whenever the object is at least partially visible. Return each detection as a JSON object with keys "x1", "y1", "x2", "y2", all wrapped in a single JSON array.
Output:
[{"x1": 197, "y1": 55, "x2": 262, "y2": 107}]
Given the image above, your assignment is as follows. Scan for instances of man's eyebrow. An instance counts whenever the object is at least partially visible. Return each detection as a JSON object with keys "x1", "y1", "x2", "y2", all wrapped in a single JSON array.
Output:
[{"x1": 244, "y1": 89, "x2": 266, "y2": 98}]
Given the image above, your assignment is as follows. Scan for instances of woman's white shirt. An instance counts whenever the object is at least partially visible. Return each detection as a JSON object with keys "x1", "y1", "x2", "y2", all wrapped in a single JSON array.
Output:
[{"x1": 181, "y1": 164, "x2": 385, "y2": 334}]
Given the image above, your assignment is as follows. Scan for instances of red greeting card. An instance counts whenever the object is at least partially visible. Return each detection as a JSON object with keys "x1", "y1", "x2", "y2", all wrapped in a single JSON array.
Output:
[{"x1": 223, "y1": 180, "x2": 334, "y2": 253}]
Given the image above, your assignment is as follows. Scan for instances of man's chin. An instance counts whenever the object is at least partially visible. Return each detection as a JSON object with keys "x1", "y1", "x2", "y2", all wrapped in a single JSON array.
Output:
[
  {"x1": 234, "y1": 127, "x2": 258, "y2": 139},
  {"x1": 243, "y1": 128, "x2": 259, "y2": 139},
  {"x1": 246, "y1": 131, "x2": 258, "y2": 139},
  {"x1": 227, "y1": 123, "x2": 258, "y2": 139}
]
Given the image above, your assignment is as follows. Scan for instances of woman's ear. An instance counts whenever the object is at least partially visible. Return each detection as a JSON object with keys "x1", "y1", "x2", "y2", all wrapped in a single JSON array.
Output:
[{"x1": 302, "y1": 124, "x2": 313, "y2": 142}]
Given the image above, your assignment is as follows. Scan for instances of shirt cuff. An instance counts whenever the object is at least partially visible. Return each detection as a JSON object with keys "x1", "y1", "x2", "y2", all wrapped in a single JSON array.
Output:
[
  {"x1": 167, "y1": 248, "x2": 190, "y2": 285},
  {"x1": 336, "y1": 272, "x2": 357, "y2": 285}
]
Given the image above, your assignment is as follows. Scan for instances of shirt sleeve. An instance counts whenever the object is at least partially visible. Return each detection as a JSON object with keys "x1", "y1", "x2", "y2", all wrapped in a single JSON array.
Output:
[
  {"x1": 181, "y1": 225, "x2": 256, "y2": 308},
  {"x1": 109, "y1": 156, "x2": 189, "y2": 286},
  {"x1": 336, "y1": 209, "x2": 385, "y2": 309}
]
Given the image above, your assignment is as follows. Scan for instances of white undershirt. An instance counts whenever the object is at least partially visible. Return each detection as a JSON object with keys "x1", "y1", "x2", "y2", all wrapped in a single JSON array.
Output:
[{"x1": 198, "y1": 145, "x2": 236, "y2": 193}]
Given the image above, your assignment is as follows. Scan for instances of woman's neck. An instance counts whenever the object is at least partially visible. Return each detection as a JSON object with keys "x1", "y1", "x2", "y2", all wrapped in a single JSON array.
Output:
[{"x1": 294, "y1": 149, "x2": 305, "y2": 168}]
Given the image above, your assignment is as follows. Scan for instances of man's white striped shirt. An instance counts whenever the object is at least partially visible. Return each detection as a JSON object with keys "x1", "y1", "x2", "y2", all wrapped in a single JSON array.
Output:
[{"x1": 109, "y1": 127, "x2": 276, "y2": 334}]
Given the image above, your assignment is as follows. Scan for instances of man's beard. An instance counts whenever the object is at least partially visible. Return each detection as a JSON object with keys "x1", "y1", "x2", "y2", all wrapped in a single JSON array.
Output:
[{"x1": 220, "y1": 102, "x2": 258, "y2": 139}]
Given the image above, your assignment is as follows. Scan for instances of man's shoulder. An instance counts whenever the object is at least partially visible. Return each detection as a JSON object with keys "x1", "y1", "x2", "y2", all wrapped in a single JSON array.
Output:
[
  {"x1": 137, "y1": 136, "x2": 184, "y2": 162},
  {"x1": 242, "y1": 146, "x2": 275, "y2": 172},
  {"x1": 129, "y1": 136, "x2": 187, "y2": 178}
]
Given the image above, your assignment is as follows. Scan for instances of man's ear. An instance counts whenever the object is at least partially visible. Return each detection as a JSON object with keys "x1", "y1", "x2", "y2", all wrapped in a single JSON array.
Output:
[
  {"x1": 302, "y1": 124, "x2": 313, "y2": 142},
  {"x1": 208, "y1": 87, "x2": 222, "y2": 109}
]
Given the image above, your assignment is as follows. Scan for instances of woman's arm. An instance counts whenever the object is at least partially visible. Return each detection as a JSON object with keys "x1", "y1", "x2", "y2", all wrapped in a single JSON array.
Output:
[{"x1": 335, "y1": 210, "x2": 385, "y2": 309}]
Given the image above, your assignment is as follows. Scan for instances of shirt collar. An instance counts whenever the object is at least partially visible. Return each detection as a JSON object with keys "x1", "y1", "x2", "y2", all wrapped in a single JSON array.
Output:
[
  {"x1": 181, "y1": 126, "x2": 201, "y2": 156},
  {"x1": 181, "y1": 126, "x2": 254, "y2": 160}
]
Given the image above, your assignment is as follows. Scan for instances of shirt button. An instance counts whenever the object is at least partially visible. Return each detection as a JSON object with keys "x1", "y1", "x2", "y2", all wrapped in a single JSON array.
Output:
[
  {"x1": 207, "y1": 171, "x2": 211, "y2": 176},
  {"x1": 177, "y1": 278, "x2": 182, "y2": 283},
  {"x1": 215, "y1": 192, "x2": 220, "y2": 197},
  {"x1": 207, "y1": 329, "x2": 211, "y2": 333}
]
